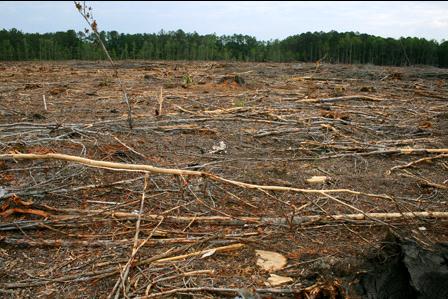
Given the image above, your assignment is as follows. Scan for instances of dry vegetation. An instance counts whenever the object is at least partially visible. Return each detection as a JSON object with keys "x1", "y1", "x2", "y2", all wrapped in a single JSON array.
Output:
[{"x1": 0, "y1": 60, "x2": 448, "y2": 298}]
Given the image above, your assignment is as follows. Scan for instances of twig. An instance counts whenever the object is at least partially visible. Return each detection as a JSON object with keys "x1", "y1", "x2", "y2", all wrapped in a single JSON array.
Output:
[
  {"x1": 319, "y1": 192, "x2": 390, "y2": 227},
  {"x1": 113, "y1": 135, "x2": 146, "y2": 159},
  {"x1": 145, "y1": 270, "x2": 214, "y2": 295}
]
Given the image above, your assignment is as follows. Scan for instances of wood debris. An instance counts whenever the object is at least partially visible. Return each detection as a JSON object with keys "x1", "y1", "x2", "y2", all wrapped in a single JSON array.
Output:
[{"x1": 0, "y1": 61, "x2": 447, "y2": 298}]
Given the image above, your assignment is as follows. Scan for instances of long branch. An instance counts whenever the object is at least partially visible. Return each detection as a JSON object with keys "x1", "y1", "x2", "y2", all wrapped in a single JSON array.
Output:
[{"x1": 0, "y1": 152, "x2": 391, "y2": 199}]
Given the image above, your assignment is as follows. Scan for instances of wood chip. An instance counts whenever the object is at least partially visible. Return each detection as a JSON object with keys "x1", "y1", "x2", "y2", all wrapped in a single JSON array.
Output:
[
  {"x1": 265, "y1": 274, "x2": 294, "y2": 286},
  {"x1": 306, "y1": 176, "x2": 328, "y2": 184},
  {"x1": 255, "y1": 250, "x2": 287, "y2": 272}
]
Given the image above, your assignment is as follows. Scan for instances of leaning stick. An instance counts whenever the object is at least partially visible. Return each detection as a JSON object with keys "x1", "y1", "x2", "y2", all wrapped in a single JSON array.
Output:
[{"x1": 74, "y1": 1, "x2": 133, "y2": 129}]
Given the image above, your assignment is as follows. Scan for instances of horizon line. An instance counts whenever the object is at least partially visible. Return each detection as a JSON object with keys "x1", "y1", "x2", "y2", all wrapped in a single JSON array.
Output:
[{"x1": 1, "y1": 27, "x2": 445, "y2": 44}]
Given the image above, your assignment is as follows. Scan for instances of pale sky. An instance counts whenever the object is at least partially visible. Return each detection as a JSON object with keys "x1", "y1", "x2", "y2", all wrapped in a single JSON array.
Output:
[{"x1": 0, "y1": 1, "x2": 447, "y2": 41}]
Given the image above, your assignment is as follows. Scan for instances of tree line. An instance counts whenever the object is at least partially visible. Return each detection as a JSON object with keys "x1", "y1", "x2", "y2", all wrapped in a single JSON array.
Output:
[{"x1": 1, "y1": 28, "x2": 447, "y2": 67}]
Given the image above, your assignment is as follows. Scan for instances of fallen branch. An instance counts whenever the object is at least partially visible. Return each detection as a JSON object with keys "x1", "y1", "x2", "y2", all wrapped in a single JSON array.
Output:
[
  {"x1": 389, "y1": 153, "x2": 448, "y2": 173},
  {"x1": 137, "y1": 281, "x2": 343, "y2": 299},
  {"x1": 142, "y1": 211, "x2": 446, "y2": 226},
  {"x1": 0, "y1": 207, "x2": 49, "y2": 218},
  {"x1": 0, "y1": 237, "x2": 197, "y2": 247},
  {"x1": 153, "y1": 243, "x2": 244, "y2": 263},
  {"x1": 109, "y1": 175, "x2": 148, "y2": 299},
  {"x1": 138, "y1": 286, "x2": 302, "y2": 298},
  {"x1": 299, "y1": 95, "x2": 385, "y2": 103},
  {"x1": 303, "y1": 148, "x2": 448, "y2": 160},
  {"x1": 145, "y1": 270, "x2": 215, "y2": 295},
  {"x1": 400, "y1": 172, "x2": 448, "y2": 190},
  {"x1": 4, "y1": 206, "x2": 448, "y2": 227},
  {"x1": 0, "y1": 153, "x2": 391, "y2": 200},
  {"x1": 0, "y1": 238, "x2": 217, "y2": 289}
]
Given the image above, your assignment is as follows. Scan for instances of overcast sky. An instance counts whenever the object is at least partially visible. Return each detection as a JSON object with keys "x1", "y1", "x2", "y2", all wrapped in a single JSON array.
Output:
[{"x1": 1, "y1": 1, "x2": 447, "y2": 41}]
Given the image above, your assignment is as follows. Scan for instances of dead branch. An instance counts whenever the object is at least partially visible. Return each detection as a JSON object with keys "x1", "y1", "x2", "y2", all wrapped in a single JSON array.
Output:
[
  {"x1": 0, "y1": 152, "x2": 392, "y2": 200},
  {"x1": 0, "y1": 237, "x2": 217, "y2": 289},
  {"x1": 299, "y1": 95, "x2": 385, "y2": 103},
  {"x1": 0, "y1": 237, "x2": 198, "y2": 247},
  {"x1": 153, "y1": 243, "x2": 244, "y2": 263},
  {"x1": 4, "y1": 205, "x2": 447, "y2": 226},
  {"x1": 74, "y1": 1, "x2": 133, "y2": 129},
  {"x1": 137, "y1": 286, "x2": 304, "y2": 298},
  {"x1": 109, "y1": 175, "x2": 148, "y2": 299},
  {"x1": 389, "y1": 153, "x2": 448, "y2": 173},
  {"x1": 301, "y1": 148, "x2": 448, "y2": 160},
  {"x1": 144, "y1": 270, "x2": 215, "y2": 295},
  {"x1": 112, "y1": 135, "x2": 146, "y2": 159}
]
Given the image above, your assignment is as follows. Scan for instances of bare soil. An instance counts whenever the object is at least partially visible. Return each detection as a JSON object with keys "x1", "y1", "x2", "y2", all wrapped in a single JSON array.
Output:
[{"x1": 0, "y1": 60, "x2": 447, "y2": 298}]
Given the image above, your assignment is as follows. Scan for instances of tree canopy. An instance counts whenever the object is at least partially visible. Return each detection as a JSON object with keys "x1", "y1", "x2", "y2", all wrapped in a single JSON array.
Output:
[{"x1": 0, "y1": 28, "x2": 447, "y2": 67}]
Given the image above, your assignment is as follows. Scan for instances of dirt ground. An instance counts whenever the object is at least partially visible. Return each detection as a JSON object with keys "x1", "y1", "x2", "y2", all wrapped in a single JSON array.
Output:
[{"x1": 0, "y1": 60, "x2": 447, "y2": 298}]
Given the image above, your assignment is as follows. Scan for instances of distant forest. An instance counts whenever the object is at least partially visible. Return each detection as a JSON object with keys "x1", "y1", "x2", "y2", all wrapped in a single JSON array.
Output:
[{"x1": 1, "y1": 28, "x2": 448, "y2": 67}]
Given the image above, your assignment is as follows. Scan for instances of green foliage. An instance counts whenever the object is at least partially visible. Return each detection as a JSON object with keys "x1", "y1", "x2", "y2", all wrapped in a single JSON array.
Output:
[
  {"x1": 98, "y1": 77, "x2": 112, "y2": 87},
  {"x1": 0, "y1": 28, "x2": 447, "y2": 67},
  {"x1": 234, "y1": 98, "x2": 246, "y2": 107},
  {"x1": 181, "y1": 74, "x2": 192, "y2": 88}
]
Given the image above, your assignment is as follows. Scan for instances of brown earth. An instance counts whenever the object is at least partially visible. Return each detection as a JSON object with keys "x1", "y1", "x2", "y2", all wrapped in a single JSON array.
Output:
[{"x1": 0, "y1": 60, "x2": 447, "y2": 298}]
